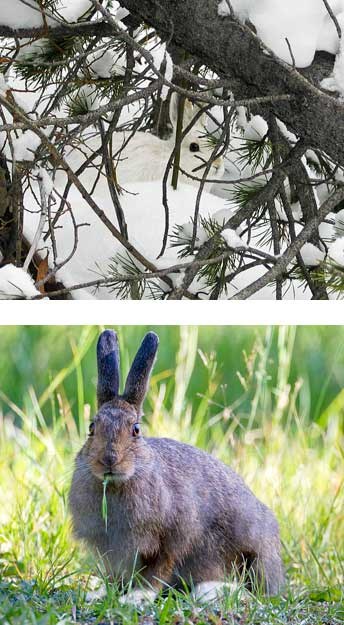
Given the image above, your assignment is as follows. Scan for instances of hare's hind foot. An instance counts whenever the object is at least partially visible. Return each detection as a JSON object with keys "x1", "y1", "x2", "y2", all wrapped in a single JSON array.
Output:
[
  {"x1": 193, "y1": 581, "x2": 237, "y2": 603},
  {"x1": 119, "y1": 588, "x2": 157, "y2": 606},
  {"x1": 86, "y1": 585, "x2": 157, "y2": 606}
]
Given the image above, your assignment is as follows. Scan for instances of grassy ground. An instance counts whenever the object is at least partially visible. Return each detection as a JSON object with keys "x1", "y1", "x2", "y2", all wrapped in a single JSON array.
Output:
[{"x1": 0, "y1": 326, "x2": 343, "y2": 624}]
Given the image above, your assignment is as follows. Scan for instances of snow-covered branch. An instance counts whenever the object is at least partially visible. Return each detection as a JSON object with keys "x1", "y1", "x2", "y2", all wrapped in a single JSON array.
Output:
[{"x1": 2, "y1": 0, "x2": 344, "y2": 299}]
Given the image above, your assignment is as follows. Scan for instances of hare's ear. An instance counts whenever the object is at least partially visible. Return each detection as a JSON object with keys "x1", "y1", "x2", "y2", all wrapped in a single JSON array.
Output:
[
  {"x1": 97, "y1": 330, "x2": 120, "y2": 408},
  {"x1": 183, "y1": 98, "x2": 196, "y2": 125},
  {"x1": 169, "y1": 91, "x2": 180, "y2": 128},
  {"x1": 123, "y1": 332, "x2": 159, "y2": 414},
  {"x1": 170, "y1": 93, "x2": 197, "y2": 129}
]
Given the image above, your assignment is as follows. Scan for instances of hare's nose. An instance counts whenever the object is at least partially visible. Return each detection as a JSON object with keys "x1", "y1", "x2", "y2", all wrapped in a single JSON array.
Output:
[{"x1": 101, "y1": 453, "x2": 118, "y2": 470}]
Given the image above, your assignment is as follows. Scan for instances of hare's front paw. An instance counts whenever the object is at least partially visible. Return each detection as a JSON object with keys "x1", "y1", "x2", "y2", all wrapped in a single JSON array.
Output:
[
  {"x1": 85, "y1": 584, "x2": 107, "y2": 602},
  {"x1": 193, "y1": 581, "x2": 228, "y2": 602},
  {"x1": 119, "y1": 589, "x2": 157, "y2": 606}
]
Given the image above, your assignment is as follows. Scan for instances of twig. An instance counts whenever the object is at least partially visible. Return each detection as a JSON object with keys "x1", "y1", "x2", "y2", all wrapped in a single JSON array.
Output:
[
  {"x1": 23, "y1": 169, "x2": 49, "y2": 271},
  {"x1": 230, "y1": 185, "x2": 344, "y2": 299},
  {"x1": 322, "y1": 0, "x2": 342, "y2": 40}
]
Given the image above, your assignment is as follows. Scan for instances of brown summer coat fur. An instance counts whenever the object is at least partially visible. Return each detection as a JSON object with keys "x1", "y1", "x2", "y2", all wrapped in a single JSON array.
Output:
[{"x1": 69, "y1": 330, "x2": 284, "y2": 595}]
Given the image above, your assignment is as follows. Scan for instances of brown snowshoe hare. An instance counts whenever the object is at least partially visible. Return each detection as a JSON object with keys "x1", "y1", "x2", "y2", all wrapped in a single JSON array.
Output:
[{"x1": 69, "y1": 330, "x2": 284, "y2": 604}]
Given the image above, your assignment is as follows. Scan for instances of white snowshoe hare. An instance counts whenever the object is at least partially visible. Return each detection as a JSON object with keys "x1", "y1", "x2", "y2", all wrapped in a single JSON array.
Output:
[
  {"x1": 69, "y1": 330, "x2": 284, "y2": 605},
  {"x1": 59, "y1": 95, "x2": 224, "y2": 190}
]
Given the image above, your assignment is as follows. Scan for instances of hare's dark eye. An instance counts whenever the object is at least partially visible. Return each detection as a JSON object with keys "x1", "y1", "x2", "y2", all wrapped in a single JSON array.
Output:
[
  {"x1": 132, "y1": 423, "x2": 140, "y2": 437},
  {"x1": 89, "y1": 422, "x2": 95, "y2": 436},
  {"x1": 189, "y1": 142, "x2": 200, "y2": 153}
]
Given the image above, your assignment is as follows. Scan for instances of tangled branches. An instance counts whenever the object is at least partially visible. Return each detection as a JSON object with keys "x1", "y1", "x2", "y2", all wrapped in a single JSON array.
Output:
[{"x1": 1, "y1": 0, "x2": 344, "y2": 300}]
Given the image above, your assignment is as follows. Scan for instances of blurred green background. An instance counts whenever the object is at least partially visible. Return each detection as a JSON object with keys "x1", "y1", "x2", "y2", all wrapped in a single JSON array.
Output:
[
  {"x1": 0, "y1": 324, "x2": 343, "y2": 620},
  {"x1": 1, "y1": 325, "x2": 344, "y2": 428}
]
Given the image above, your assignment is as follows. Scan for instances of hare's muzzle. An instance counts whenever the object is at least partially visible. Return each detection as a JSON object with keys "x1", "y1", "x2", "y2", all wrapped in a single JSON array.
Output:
[
  {"x1": 94, "y1": 455, "x2": 134, "y2": 483},
  {"x1": 101, "y1": 451, "x2": 118, "y2": 470}
]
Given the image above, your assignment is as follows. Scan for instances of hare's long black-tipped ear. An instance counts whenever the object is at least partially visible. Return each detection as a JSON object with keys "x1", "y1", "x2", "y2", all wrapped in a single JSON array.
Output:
[
  {"x1": 169, "y1": 92, "x2": 180, "y2": 128},
  {"x1": 169, "y1": 93, "x2": 195, "y2": 130},
  {"x1": 123, "y1": 332, "x2": 159, "y2": 414},
  {"x1": 97, "y1": 330, "x2": 120, "y2": 408}
]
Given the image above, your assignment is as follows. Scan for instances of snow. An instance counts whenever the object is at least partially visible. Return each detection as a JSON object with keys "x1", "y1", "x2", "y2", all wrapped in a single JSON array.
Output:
[
  {"x1": 12, "y1": 132, "x2": 41, "y2": 162},
  {"x1": 0, "y1": 264, "x2": 40, "y2": 299},
  {"x1": 277, "y1": 120, "x2": 297, "y2": 145},
  {"x1": 0, "y1": 74, "x2": 9, "y2": 95},
  {"x1": 1, "y1": 0, "x2": 54, "y2": 28},
  {"x1": 334, "y1": 209, "x2": 344, "y2": 237},
  {"x1": 218, "y1": 0, "x2": 231, "y2": 18},
  {"x1": 75, "y1": 85, "x2": 101, "y2": 112},
  {"x1": 115, "y1": 7, "x2": 130, "y2": 22},
  {"x1": 2, "y1": 1, "x2": 342, "y2": 300},
  {"x1": 176, "y1": 220, "x2": 209, "y2": 249},
  {"x1": 228, "y1": 0, "x2": 253, "y2": 22},
  {"x1": 213, "y1": 116, "x2": 270, "y2": 199},
  {"x1": 329, "y1": 236, "x2": 344, "y2": 266},
  {"x1": 321, "y1": 14, "x2": 344, "y2": 94},
  {"x1": 1, "y1": 0, "x2": 91, "y2": 28},
  {"x1": 222, "y1": 0, "x2": 344, "y2": 69},
  {"x1": 212, "y1": 208, "x2": 236, "y2": 227},
  {"x1": 221, "y1": 228, "x2": 246, "y2": 249},
  {"x1": 88, "y1": 49, "x2": 116, "y2": 79},
  {"x1": 331, "y1": 45, "x2": 344, "y2": 95},
  {"x1": 87, "y1": 47, "x2": 126, "y2": 79},
  {"x1": 36, "y1": 168, "x2": 54, "y2": 197},
  {"x1": 3, "y1": 1, "x2": 344, "y2": 76},
  {"x1": 243, "y1": 116, "x2": 268, "y2": 142},
  {"x1": 275, "y1": 200, "x2": 303, "y2": 224},
  {"x1": 23, "y1": 181, "x2": 230, "y2": 299},
  {"x1": 300, "y1": 242, "x2": 325, "y2": 267},
  {"x1": 319, "y1": 215, "x2": 335, "y2": 242},
  {"x1": 58, "y1": 0, "x2": 92, "y2": 22},
  {"x1": 151, "y1": 43, "x2": 166, "y2": 74}
]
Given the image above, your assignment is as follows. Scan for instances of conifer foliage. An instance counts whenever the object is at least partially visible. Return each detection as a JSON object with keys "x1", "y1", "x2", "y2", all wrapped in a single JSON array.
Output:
[{"x1": 1, "y1": 0, "x2": 344, "y2": 299}]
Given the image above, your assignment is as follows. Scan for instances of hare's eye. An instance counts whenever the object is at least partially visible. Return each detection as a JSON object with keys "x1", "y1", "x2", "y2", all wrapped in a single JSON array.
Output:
[
  {"x1": 89, "y1": 422, "x2": 95, "y2": 436},
  {"x1": 132, "y1": 423, "x2": 140, "y2": 437},
  {"x1": 189, "y1": 142, "x2": 200, "y2": 153}
]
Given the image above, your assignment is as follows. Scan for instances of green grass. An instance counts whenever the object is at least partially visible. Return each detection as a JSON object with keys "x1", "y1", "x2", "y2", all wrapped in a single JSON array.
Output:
[
  {"x1": 102, "y1": 477, "x2": 110, "y2": 534},
  {"x1": 0, "y1": 326, "x2": 343, "y2": 624}
]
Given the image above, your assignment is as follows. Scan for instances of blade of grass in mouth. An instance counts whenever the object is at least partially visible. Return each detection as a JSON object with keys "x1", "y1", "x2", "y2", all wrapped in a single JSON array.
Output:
[{"x1": 102, "y1": 476, "x2": 109, "y2": 532}]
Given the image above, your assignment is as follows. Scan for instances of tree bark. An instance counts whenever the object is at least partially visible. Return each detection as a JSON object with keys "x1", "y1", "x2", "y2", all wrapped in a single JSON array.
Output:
[
  {"x1": 117, "y1": 0, "x2": 343, "y2": 165},
  {"x1": 2, "y1": 3, "x2": 341, "y2": 162}
]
